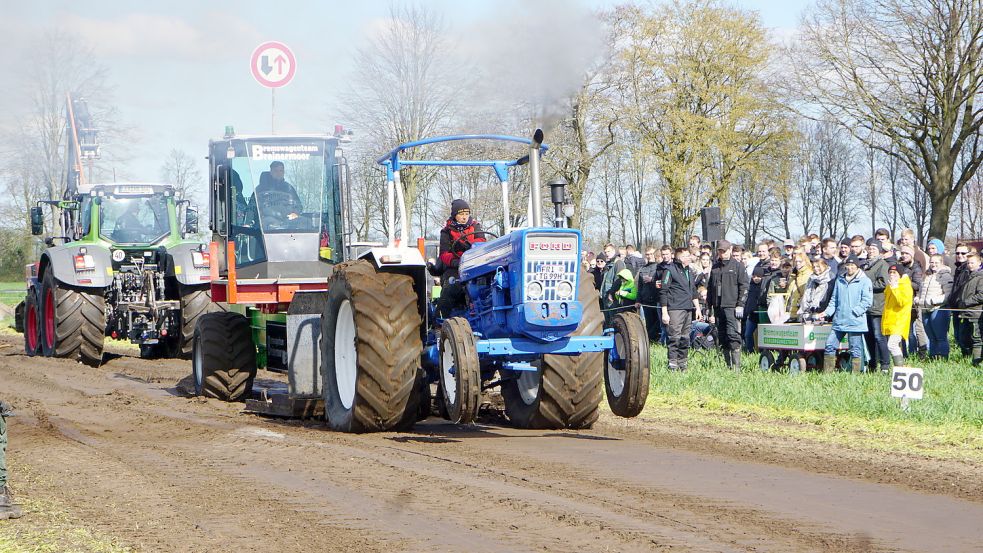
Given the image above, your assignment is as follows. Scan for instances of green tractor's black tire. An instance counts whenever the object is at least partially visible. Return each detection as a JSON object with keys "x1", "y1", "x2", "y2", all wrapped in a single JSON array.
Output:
[
  {"x1": 604, "y1": 312, "x2": 650, "y2": 418},
  {"x1": 175, "y1": 283, "x2": 227, "y2": 359},
  {"x1": 192, "y1": 312, "x2": 257, "y2": 401},
  {"x1": 321, "y1": 260, "x2": 423, "y2": 433},
  {"x1": 40, "y1": 270, "x2": 106, "y2": 367},
  {"x1": 23, "y1": 290, "x2": 41, "y2": 357},
  {"x1": 503, "y1": 268, "x2": 604, "y2": 430}
]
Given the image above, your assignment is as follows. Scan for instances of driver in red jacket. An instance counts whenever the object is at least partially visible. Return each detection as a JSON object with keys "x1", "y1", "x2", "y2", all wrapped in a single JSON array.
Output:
[
  {"x1": 437, "y1": 199, "x2": 486, "y2": 285},
  {"x1": 434, "y1": 199, "x2": 485, "y2": 317}
]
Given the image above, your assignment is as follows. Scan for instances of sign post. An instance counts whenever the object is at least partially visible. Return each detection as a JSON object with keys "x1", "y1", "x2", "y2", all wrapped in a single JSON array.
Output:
[
  {"x1": 890, "y1": 366, "x2": 924, "y2": 412},
  {"x1": 250, "y1": 41, "x2": 297, "y2": 134}
]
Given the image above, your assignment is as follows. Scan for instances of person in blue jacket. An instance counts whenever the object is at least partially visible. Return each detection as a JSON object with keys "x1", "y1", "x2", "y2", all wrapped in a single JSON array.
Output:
[{"x1": 821, "y1": 256, "x2": 873, "y2": 373}]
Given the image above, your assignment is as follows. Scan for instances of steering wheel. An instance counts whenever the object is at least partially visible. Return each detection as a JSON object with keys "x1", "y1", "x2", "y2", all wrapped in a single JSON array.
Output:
[{"x1": 449, "y1": 230, "x2": 498, "y2": 256}]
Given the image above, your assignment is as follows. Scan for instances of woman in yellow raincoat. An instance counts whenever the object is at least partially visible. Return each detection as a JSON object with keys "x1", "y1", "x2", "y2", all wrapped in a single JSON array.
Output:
[{"x1": 882, "y1": 263, "x2": 913, "y2": 368}]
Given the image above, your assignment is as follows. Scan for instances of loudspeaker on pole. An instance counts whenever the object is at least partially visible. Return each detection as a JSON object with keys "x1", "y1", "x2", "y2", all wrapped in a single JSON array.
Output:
[{"x1": 701, "y1": 206, "x2": 722, "y2": 242}]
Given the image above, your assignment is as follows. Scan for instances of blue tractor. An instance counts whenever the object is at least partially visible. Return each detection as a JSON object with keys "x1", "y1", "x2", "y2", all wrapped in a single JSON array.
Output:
[{"x1": 370, "y1": 131, "x2": 651, "y2": 429}]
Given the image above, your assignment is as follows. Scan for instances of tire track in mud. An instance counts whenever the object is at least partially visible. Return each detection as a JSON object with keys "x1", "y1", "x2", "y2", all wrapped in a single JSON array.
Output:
[{"x1": 1, "y1": 337, "x2": 981, "y2": 552}]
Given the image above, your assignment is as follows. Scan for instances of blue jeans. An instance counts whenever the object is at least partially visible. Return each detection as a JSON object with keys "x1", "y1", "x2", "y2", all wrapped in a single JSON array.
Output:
[
  {"x1": 824, "y1": 330, "x2": 865, "y2": 361},
  {"x1": 922, "y1": 309, "x2": 951, "y2": 358},
  {"x1": 866, "y1": 314, "x2": 890, "y2": 369},
  {"x1": 743, "y1": 316, "x2": 757, "y2": 353}
]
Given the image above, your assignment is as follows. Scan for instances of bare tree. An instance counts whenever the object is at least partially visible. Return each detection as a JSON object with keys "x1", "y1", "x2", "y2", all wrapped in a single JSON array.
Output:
[
  {"x1": 0, "y1": 29, "x2": 121, "y2": 234},
  {"x1": 340, "y1": 3, "x2": 463, "y2": 239},
  {"x1": 159, "y1": 149, "x2": 202, "y2": 202},
  {"x1": 790, "y1": 0, "x2": 983, "y2": 239}
]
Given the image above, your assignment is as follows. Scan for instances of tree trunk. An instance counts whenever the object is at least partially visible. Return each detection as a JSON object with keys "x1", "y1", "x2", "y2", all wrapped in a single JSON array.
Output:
[{"x1": 927, "y1": 154, "x2": 956, "y2": 239}]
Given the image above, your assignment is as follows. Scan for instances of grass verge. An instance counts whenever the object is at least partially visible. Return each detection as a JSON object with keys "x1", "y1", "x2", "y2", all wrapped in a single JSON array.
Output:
[{"x1": 642, "y1": 345, "x2": 983, "y2": 461}]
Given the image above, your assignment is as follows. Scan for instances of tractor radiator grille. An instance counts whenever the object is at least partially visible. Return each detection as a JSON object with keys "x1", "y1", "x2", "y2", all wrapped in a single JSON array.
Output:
[{"x1": 524, "y1": 260, "x2": 578, "y2": 302}]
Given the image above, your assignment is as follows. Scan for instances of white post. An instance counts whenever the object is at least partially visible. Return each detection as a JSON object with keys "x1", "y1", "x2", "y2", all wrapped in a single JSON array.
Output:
[
  {"x1": 387, "y1": 175, "x2": 395, "y2": 247},
  {"x1": 501, "y1": 180, "x2": 510, "y2": 234},
  {"x1": 393, "y1": 170, "x2": 409, "y2": 247}
]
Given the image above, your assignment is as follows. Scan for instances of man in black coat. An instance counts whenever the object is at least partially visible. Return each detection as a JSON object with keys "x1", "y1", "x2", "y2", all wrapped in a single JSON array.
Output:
[
  {"x1": 707, "y1": 240, "x2": 749, "y2": 370},
  {"x1": 637, "y1": 247, "x2": 662, "y2": 341},
  {"x1": 947, "y1": 243, "x2": 973, "y2": 355},
  {"x1": 661, "y1": 247, "x2": 701, "y2": 371}
]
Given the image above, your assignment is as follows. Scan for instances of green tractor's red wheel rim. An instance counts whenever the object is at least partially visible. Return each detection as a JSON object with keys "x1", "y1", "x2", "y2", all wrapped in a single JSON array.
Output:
[
  {"x1": 26, "y1": 301, "x2": 38, "y2": 351},
  {"x1": 44, "y1": 288, "x2": 55, "y2": 349}
]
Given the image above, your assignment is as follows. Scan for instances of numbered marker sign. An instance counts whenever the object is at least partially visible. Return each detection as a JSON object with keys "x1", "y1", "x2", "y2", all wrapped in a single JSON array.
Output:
[
  {"x1": 891, "y1": 367, "x2": 924, "y2": 400},
  {"x1": 250, "y1": 41, "x2": 296, "y2": 88}
]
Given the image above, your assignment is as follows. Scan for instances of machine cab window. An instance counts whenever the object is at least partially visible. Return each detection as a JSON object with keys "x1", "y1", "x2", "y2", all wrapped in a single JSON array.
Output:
[
  {"x1": 216, "y1": 137, "x2": 345, "y2": 274},
  {"x1": 99, "y1": 194, "x2": 170, "y2": 244}
]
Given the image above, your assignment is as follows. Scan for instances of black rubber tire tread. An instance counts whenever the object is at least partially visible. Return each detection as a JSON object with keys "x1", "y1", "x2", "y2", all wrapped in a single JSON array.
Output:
[
  {"x1": 605, "y1": 311, "x2": 650, "y2": 418},
  {"x1": 759, "y1": 350, "x2": 776, "y2": 371},
  {"x1": 503, "y1": 267, "x2": 604, "y2": 430},
  {"x1": 41, "y1": 270, "x2": 106, "y2": 367},
  {"x1": 176, "y1": 284, "x2": 228, "y2": 358},
  {"x1": 23, "y1": 291, "x2": 40, "y2": 357},
  {"x1": 193, "y1": 311, "x2": 257, "y2": 401},
  {"x1": 439, "y1": 317, "x2": 481, "y2": 424},
  {"x1": 321, "y1": 260, "x2": 423, "y2": 433}
]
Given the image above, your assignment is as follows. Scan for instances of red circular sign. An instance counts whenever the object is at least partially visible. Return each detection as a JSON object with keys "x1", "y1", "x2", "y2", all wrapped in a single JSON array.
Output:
[{"x1": 250, "y1": 41, "x2": 296, "y2": 88}]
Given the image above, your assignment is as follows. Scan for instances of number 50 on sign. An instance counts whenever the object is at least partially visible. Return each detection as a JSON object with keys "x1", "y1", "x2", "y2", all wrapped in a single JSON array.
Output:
[{"x1": 891, "y1": 367, "x2": 924, "y2": 400}]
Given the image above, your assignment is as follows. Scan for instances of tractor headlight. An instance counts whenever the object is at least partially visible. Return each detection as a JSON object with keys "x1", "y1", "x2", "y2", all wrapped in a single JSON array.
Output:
[
  {"x1": 556, "y1": 280, "x2": 574, "y2": 299},
  {"x1": 527, "y1": 281, "x2": 544, "y2": 300}
]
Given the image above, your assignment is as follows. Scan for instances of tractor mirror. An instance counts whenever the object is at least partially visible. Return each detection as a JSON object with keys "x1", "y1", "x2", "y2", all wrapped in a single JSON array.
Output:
[
  {"x1": 185, "y1": 208, "x2": 199, "y2": 235},
  {"x1": 30, "y1": 207, "x2": 44, "y2": 235}
]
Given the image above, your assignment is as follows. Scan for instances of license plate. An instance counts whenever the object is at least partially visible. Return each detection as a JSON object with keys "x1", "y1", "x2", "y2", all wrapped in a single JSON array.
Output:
[{"x1": 536, "y1": 265, "x2": 565, "y2": 281}]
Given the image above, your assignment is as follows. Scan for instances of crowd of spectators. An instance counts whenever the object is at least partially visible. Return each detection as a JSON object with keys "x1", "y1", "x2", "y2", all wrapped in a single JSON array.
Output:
[{"x1": 585, "y1": 229, "x2": 978, "y2": 373}]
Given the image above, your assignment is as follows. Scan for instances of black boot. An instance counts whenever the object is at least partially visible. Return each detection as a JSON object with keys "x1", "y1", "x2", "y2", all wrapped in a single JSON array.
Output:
[
  {"x1": 0, "y1": 485, "x2": 23, "y2": 520},
  {"x1": 892, "y1": 354, "x2": 904, "y2": 367},
  {"x1": 731, "y1": 348, "x2": 742, "y2": 371}
]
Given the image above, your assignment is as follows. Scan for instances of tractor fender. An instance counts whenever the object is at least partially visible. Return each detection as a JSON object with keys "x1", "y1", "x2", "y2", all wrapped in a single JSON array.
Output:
[
  {"x1": 165, "y1": 242, "x2": 212, "y2": 286},
  {"x1": 40, "y1": 245, "x2": 112, "y2": 288},
  {"x1": 358, "y1": 246, "x2": 429, "y2": 334},
  {"x1": 357, "y1": 246, "x2": 426, "y2": 269}
]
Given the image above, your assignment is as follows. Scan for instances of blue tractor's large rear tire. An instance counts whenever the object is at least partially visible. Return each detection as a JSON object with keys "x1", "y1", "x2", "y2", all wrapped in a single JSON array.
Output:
[
  {"x1": 502, "y1": 268, "x2": 603, "y2": 429},
  {"x1": 321, "y1": 261, "x2": 423, "y2": 433}
]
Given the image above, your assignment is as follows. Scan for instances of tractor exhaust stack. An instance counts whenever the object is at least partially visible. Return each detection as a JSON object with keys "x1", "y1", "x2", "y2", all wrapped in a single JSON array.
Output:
[{"x1": 529, "y1": 129, "x2": 544, "y2": 227}]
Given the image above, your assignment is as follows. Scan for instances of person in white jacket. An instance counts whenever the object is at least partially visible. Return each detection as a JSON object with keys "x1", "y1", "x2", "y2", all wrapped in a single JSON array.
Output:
[{"x1": 915, "y1": 254, "x2": 954, "y2": 359}]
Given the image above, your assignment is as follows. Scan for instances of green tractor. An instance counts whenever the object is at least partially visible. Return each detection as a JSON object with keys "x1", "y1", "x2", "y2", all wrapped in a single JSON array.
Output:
[{"x1": 17, "y1": 182, "x2": 219, "y2": 364}]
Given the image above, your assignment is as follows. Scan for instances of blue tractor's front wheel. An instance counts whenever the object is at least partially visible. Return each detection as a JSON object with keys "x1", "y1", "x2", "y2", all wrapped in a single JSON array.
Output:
[
  {"x1": 438, "y1": 317, "x2": 481, "y2": 424},
  {"x1": 604, "y1": 312, "x2": 650, "y2": 417}
]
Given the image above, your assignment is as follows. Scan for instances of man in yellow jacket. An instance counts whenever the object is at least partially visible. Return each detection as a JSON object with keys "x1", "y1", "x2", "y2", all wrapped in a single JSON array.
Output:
[{"x1": 883, "y1": 264, "x2": 914, "y2": 369}]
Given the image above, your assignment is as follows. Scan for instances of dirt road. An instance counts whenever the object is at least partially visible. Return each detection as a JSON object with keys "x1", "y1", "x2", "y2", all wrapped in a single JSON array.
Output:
[{"x1": 0, "y1": 333, "x2": 980, "y2": 552}]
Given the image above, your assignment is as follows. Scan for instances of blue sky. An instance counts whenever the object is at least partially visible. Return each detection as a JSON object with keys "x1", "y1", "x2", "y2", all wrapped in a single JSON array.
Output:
[{"x1": 1, "y1": 0, "x2": 812, "y2": 196}]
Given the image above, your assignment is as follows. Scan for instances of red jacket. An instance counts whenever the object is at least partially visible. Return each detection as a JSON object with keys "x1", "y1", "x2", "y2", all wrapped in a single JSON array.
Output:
[{"x1": 438, "y1": 218, "x2": 485, "y2": 276}]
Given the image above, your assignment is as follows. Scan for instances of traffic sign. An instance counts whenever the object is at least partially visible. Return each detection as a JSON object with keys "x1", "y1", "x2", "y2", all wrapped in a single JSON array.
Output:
[{"x1": 250, "y1": 41, "x2": 296, "y2": 88}]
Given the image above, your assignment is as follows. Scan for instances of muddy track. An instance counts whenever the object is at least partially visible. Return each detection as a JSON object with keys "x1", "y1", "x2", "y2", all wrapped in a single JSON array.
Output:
[{"x1": 0, "y1": 335, "x2": 980, "y2": 552}]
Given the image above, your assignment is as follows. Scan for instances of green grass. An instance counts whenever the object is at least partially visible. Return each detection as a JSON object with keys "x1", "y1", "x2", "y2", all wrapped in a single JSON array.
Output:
[
  {"x1": 0, "y1": 281, "x2": 25, "y2": 308},
  {"x1": 642, "y1": 345, "x2": 983, "y2": 459}
]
